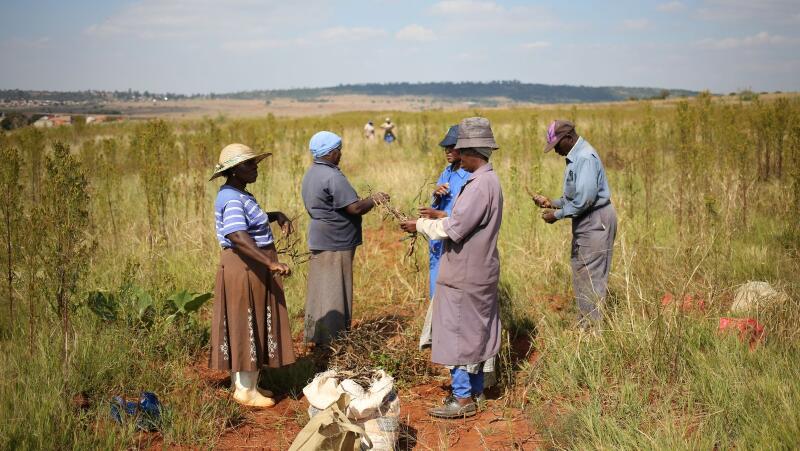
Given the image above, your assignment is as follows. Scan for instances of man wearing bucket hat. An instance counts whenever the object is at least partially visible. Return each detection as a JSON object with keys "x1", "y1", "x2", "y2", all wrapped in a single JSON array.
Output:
[
  {"x1": 401, "y1": 117, "x2": 503, "y2": 419},
  {"x1": 209, "y1": 143, "x2": 297, "y2": 408},
  {"x1": 533, "y1": 120, "x2": 617, "y2": 329},
  {"x1": 302, "y1": 131, "x2": 390, "y2": 346}
]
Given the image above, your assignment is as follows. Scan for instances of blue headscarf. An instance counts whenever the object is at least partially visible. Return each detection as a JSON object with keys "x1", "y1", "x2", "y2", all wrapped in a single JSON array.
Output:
[{"x1": 309, "y1": 131, "x2": 342, "y2": 158}]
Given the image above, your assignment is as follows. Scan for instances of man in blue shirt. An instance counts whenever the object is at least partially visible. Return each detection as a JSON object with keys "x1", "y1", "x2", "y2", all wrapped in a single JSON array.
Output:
[
  {"x1": 419, "y1": 125, "x2": 470, "y2": 299},
  {"x1": 534, "y1": 120, "x2": 617, "y2": 329}
]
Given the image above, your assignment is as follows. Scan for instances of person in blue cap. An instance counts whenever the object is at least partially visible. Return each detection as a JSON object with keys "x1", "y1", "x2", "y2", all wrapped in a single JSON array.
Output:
[
  {"x1": 301, "y1": 131, "x2": 390, "y2": 346},
  {"x1": 418, "y1": 125, "x2": 469, "y2": 299}
]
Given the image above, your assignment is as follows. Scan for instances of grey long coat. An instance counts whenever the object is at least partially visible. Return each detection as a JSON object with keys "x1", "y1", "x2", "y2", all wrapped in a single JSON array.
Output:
[{"x1": 431, "y1": 163, "x2": 503, "y2": 366}]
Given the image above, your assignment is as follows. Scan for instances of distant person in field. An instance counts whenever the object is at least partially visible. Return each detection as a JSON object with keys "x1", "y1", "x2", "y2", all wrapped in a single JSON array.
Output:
[
  {"x1": 363, "y1": 120, "x2": 375, "y2": 139},
  {"x1": 381, "y1": 117, "x2": 396, "y2": 144},
  {"x1": 209, "y1": 143, "x2": 296, "y2": 409},
  {"x1": 401, "y1": 117, "x2": 502, "y2": 419},
  {"x1": 533, "y1": 120, "x2": 617, "y2": 330},
  {"x1": 302, "y1": 131, "x2": 390, "y2": 346}
]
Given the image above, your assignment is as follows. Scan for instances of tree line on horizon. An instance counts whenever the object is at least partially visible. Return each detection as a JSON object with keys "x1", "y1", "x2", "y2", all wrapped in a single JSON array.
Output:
[{"x1": 0, "y1": 81, "x2": 699, "y2": 105}]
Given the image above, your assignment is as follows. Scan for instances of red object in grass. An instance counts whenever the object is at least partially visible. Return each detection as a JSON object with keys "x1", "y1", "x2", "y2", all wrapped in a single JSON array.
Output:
[
  {"x1": 661, "y1": 292, "x2": 707, "y2": 312},
  {"x1": 718, "y1": 317, "x2": 765, "y2": 349}
]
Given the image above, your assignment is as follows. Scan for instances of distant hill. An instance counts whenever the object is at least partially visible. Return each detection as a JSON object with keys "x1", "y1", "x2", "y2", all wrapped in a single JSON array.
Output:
[
  {"x1": 0, "y1": 81, "x2": 698, "y2": 105},
  {"x1": 227, "y1": 81, "x2": 698, "y2": 103}
]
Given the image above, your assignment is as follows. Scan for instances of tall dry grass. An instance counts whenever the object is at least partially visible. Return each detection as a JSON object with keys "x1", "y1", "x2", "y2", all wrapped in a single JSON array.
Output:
[{"x1": 0, "y1": 95, "x2": 798, "y2": 449}]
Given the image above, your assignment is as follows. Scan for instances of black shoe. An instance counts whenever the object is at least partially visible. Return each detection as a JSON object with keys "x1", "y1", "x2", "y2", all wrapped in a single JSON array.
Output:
[{"x1": 428, "y1": 397, "x2": 477, "y2": 419}]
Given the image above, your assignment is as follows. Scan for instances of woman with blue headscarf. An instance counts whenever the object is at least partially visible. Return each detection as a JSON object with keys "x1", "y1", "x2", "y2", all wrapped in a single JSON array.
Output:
[{"x1": 301, "y1": 131, "x2": 390, "y2": 346}]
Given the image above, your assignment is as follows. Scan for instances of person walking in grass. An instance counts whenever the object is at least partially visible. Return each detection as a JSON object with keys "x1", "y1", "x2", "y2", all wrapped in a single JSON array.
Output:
[
  {"x1": 209, "y1": 143, "x2": 296, "y2": 408},
  {"x1": 533, "y1": 120, "x2": 617, "y2": 329},
  {"x1": 380, "y1": 117, "x2": 396, "y2": 144},
  {"x1": 302, "y1": 131, "x2": 390, "y2": 347},
  {"x1": 401, "y1": 117, "x2": 502, "y2": 419},
  {"x1": 363, "y1": 120, "x2": 375, "y2": 140}
]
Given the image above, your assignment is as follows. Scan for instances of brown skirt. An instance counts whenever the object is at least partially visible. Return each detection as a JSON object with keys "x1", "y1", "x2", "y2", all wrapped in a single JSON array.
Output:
[{"x1": 209, "y1": 248, "x2": 296, "y2": 371}]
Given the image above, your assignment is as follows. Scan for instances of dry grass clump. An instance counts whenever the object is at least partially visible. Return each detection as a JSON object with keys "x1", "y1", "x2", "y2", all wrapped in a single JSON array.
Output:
[{"x1": 327, "y1": 315, "x2": 435, "y2": 387}]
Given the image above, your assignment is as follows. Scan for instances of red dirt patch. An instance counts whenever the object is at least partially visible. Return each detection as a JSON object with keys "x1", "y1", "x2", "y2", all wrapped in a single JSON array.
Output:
[{"x1": 187, "y1": 348, "x2": 539, "y2": 450}]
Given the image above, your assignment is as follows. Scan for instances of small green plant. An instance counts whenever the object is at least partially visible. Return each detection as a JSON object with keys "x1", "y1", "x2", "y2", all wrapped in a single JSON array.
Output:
[
  {"x1": 86, "y1": 290, "x2": 118, "y2": 322},
  {"x1": 166, "y1": 290, "x2": 212, "y2": 317}
]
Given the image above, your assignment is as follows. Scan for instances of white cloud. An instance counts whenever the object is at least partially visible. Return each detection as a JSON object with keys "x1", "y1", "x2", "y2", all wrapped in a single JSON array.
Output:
[
  {"x1": 85, "y1": 0, "x2": 326, "y2": 39},
  {"x1": 697, "y1": 31, "x2": 796, "y2": 49},
  {"x1": 622, "y1": 19, "x2": 650, "y2": 30},
  {"x1": 396, "y1": 24, "x2": 436, "y2": 42},
  {"x1": 430, "y1": 0, "x2": 503, "y2": 15},
  {"x1": 697, "y1": 0, "x2": 800, "y2": 23},
  {"x1": 657, "y1": 1, "x2": 685, "y2": 12},
  {"x1": 521, "y1": 41, "x2": 551, "y2": 49}
]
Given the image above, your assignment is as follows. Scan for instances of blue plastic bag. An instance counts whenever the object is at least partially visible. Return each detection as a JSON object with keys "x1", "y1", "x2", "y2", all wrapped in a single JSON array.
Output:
[{"x1": 110, "y1": 392, "x2": 162, "y2": 432}]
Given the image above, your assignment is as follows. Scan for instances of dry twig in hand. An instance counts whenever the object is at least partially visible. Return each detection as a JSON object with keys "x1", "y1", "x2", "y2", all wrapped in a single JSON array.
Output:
[
  {"x1": 274, "y1": 214, "x2": 311, "y2": 265},
  {"x1": 368, "y1": 188, "x2": 420, "y2": 260}
]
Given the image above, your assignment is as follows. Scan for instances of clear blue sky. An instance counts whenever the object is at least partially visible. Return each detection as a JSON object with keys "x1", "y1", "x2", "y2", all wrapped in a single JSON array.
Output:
[{"x1": 1, "y1": 0, "x2": 798, "y2": 94}]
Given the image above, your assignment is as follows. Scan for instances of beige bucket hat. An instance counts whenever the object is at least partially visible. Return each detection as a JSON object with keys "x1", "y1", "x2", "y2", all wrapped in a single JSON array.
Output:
[
  {"x1": 209, "y1": 143, "x2": 271, "y2": 181},
  {"x1": 454, "y1": 117, "x2": 499, "y2": 150}
]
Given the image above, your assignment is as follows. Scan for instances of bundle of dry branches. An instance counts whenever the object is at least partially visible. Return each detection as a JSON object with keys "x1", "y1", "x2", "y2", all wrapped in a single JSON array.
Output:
[
  {"x1": 370, "y1": 192, "x2": 421, "y2": 260},
  {"x1": 327, "y1": 316, "x2": 434, "y2": 387}
]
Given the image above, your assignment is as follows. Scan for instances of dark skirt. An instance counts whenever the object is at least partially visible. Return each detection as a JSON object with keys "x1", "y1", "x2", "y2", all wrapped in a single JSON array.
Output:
[
  {"x1": 303, "y1": 249, "x2": 355, "y2": 345},
  {"x1": 209, "y1": 248, "x2": 296, "y2": 371}
]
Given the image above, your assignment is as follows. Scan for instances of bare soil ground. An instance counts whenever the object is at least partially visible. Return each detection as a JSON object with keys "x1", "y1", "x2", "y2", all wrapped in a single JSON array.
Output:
[{"x1": 194, "y1": 350, "x2": 539, "y2": 450}]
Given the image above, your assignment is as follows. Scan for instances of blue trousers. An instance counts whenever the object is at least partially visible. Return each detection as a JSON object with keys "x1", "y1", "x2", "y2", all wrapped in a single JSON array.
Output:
[
  {"x1": 429, "y1": 257, "x2": 440, "y2": 299},
  {"x1": 450, "y1": 368, "x2": 484, "y2": 399}
]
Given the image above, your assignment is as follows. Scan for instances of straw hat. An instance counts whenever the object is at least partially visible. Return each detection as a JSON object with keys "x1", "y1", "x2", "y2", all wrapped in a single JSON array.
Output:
[{"x1": 209, "y1": 143, "x2": 271, "y2": 180}]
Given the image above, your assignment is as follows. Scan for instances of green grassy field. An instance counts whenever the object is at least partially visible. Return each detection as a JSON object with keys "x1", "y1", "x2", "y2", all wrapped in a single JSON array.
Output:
[{"x1": 0, "y1": 94, "x2": 798, "y2": 449}]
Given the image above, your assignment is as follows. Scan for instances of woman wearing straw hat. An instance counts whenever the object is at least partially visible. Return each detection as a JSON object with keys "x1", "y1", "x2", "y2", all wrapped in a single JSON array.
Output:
[{"x1": 209, "y1": 143, "x2": 296, "y2": 408}]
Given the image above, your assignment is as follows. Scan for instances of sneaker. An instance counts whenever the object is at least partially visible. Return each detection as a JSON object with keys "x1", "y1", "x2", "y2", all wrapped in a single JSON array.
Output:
[{"x1": 428, "y1": 397, "x2": 477, "y2": 419}]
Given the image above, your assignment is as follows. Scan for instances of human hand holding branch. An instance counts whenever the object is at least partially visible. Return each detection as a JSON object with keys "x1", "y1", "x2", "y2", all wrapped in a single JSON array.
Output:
[
  {"x1": 433, "y1": 183, "x2": 450, "y2": 197},
  {"x1": 268, "y1": 211, "x2": 295, "y2": 235},
  {"x1": 399, "y1": 219, "x2": 417, "y2": 233},
  {"x1": 532, "y1": 194, "x2": 553, "y2": 209},
  {"x1": 419, "y1": 207, "x2": 447, "y2": 219},
  {"x1": 541, "y1": 209, "x2": 558, "y2": 224}
]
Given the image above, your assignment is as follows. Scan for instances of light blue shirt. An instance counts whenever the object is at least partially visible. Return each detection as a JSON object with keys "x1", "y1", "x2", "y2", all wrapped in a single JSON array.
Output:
[{"x1": 552, "y1": 137, "x2": 611, "y2": 220}]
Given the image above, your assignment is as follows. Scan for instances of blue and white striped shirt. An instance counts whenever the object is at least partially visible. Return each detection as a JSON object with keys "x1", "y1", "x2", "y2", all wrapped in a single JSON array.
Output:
[{"x1": 214, "y1": 185, "x2": 274, "y2": 248}]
